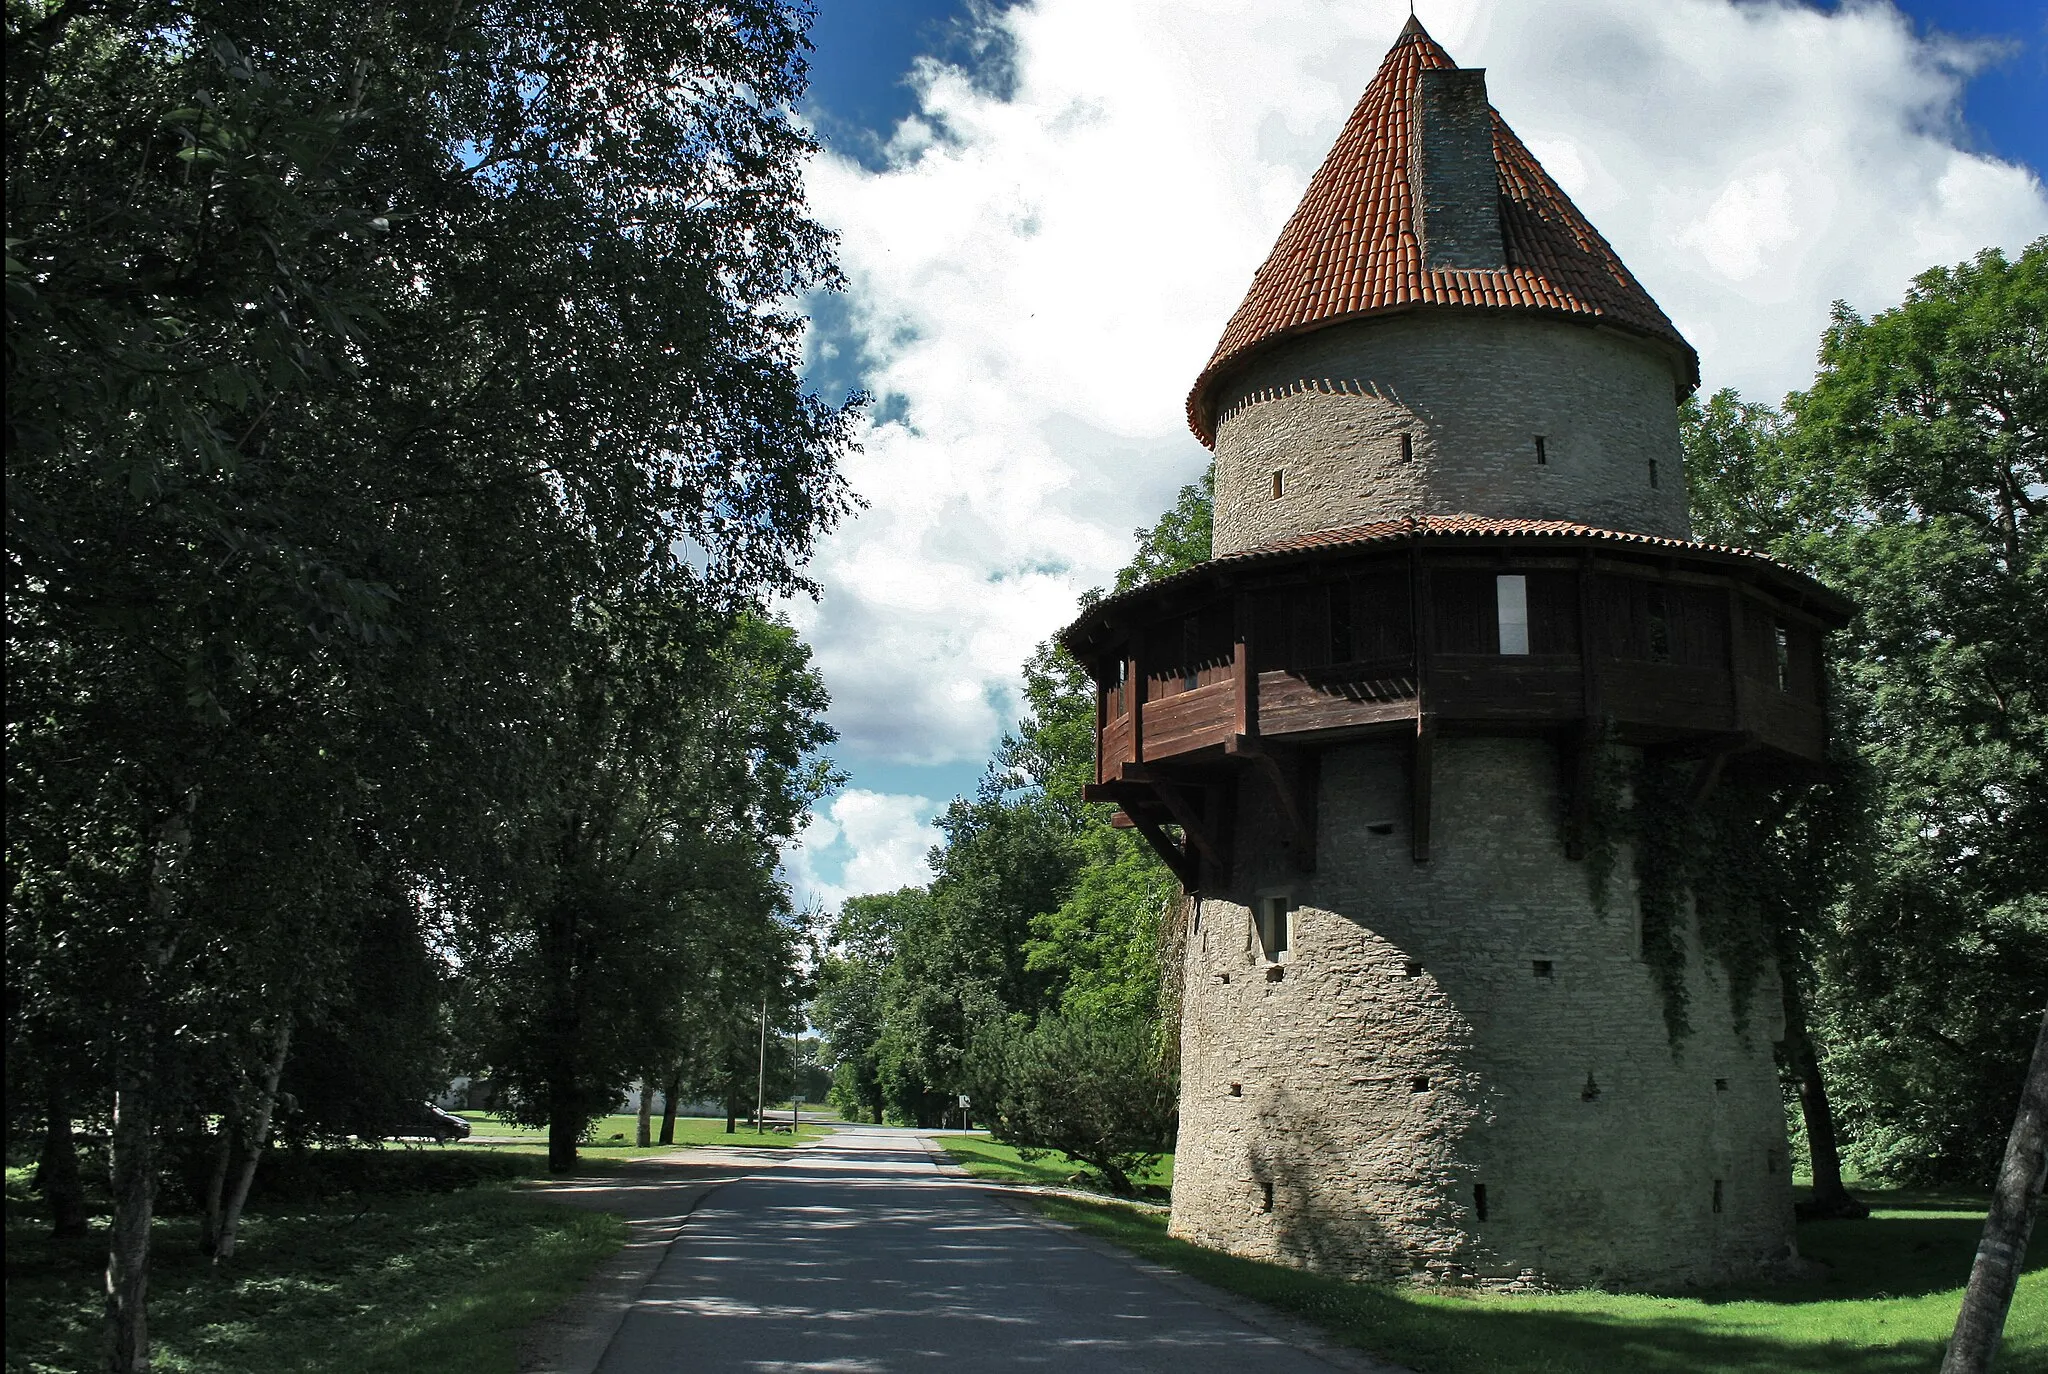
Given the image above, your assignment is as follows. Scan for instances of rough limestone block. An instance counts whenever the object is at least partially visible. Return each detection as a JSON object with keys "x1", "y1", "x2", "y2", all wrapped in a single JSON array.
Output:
[{"x1": 1171, "y1": 736, "x2": 1798, "y2": 1289}]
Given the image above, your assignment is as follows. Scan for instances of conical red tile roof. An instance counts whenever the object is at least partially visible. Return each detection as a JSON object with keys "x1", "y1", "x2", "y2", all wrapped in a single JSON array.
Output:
[{"x1": 1186, "y1": 17, "x2": 1698, "y2": 445}]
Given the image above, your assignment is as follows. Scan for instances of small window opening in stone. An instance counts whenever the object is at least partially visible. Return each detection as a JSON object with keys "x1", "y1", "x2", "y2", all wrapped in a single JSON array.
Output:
[
  {"x1": 1473, "y1": 1183, "x2": 1489, "y2": 1222},
  {"x1": 1582, "y1": 1074, "x2": 1601, "y2": 1102},
  {"x1": 1649, "y1": 457, "x2": 1661, "y2": 488},
  {"x1": 1715, "y1": 1077, "x2": 1729, "y2": 1092},
  {"x1": 1271, "y1": 469, "x2": 1285, "y2": 499},
  {"x1": 1410, "y1": 1075, "x2": 1431, "y2": 1094},
  {"x1": 1229, "y1": 1083, "x2": 1242, "y2": 1097},
  {"x1": 1265, "y1": 965, "x2": 1285, "y2": 982},
  {"x1": 1647, "y1": 586, "x2": 1672, "y2": 662},
  {"x1": 1774, "y1": 623, "x2": 1791, "y2": 693},
  {"x1": 1400, "y1": 432, "x2": 1414, "y2": 463},
  {"x1": 1368, "y1": 822, "x2": 1396, "y2": 837},
  {"x1": 1532, "y1": 959, "x2": 1555, "y2": 978},
  {"x1": 1260, "y1": 1181, "x2": 1275, "y2": 1213},
  {"x1": 1497, "y1": 574, "x2": 1530, "y2": 655},
  {"x1": 1258, "y1": 896, "x2": 1292, "y2": 962},
  {"x1": 1712, "y1": 1179, "x2": 1724, "y2": 1214},
  {"x1": 1534, "y1": 435, "x2": 1548, "y2": 466},
  {"x1": 1404, "y1": 960, "x2": 1425, "y2": 978}
]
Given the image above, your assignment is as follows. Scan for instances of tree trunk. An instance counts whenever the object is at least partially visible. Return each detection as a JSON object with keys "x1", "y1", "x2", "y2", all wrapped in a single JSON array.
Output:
[
  {"x1": 1940, "y1": 1007, "x2": 2048, "y2": 1374},
  {"x1": 104, "y1": 1063, "x2": 155, "y2": 1374},
  {"x1": 725, "y1": 1095, "x2": 737, "y2": 1134},
  {"x1": 39, "y1": 1070, "x2": 89, "y2": 1240},
  {"x1": 200, "y1": 1117, "x2": 234, "y2": 1256},
  {"x1": 542, "y1": 893, "x2": 581, "y2": 1174},
  {"x1": 636, "y1": 1077, "x2": 653, "y2": 1148},
  {"x1": 658, "y1": 1069, "x2": 679, "y2": 1145},
  {"x1": 1781, "y1": 964, "x2": 1866, "y2": 1218},
  {"x1": 546, "y1": 1079, "x2": 580, "y2": 1173},
  {"x1": 212, "y1": 1022, "x2": 292, "y2": 1263}
]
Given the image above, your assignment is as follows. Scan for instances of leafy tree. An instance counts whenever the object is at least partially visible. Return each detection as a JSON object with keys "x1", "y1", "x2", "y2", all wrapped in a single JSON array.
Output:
[
  {"x1": 964, "y1": 1013, "x2": 1176, "y2": 1195},
  {"x1": 813, "y1": 468, "x2": 1214, "y2": 1124},
  {"x1": 1681, "y1": 238, "x2": 2048, "y2": 1188},
  {"x1": 7, "y1": 0, "x2": 855, "y2": 1365}
]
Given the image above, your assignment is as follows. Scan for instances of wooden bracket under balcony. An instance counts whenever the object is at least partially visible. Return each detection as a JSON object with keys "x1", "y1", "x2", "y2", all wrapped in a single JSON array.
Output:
[{"x1": 1227, "y1": 735, "x2": 1317, "y2": 872}]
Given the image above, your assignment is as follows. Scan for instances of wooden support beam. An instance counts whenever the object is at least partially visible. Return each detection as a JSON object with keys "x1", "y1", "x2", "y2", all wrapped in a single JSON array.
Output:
[
  {"x1": 1232, "y1": 592, "x2": 1257, "y2": 740},
  {"x1": 1564, "y1": 722, "x2": 1598, "y2": 862},
  {"x1": 1691, "y1": 749, "x2": 1731, "y2": 809},
  {"x1": 1229, "y1": 734, "x2": 1317, "y2": 872},
  {"x1": 1127, "y1": 811, "x2": 1199, "y2": 889},
  {"x1": 1129, "y1": 648, "x2": 1145, "y2": 763},
  {"x1": 1126, "y1": 765, "x2": 1231, "y2": 878},
  {"x1": 1411, "y1": 717, "x2": 1436, "y2": 864}
]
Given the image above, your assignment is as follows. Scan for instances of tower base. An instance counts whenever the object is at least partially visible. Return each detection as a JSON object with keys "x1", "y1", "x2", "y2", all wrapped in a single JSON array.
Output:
[{"x1": 1170, "y1": 736, "x2": 1798, "y2": 1289}]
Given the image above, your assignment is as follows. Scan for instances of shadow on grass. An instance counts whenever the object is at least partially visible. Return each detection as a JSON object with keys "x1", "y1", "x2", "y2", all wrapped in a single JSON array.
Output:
[
  {"x1": 6, "y1": 1172, "x2": 621, "y2": 1374},
  {"x1": 1032, "y1": 1193, "x2": 2045, "y2": 1374}
]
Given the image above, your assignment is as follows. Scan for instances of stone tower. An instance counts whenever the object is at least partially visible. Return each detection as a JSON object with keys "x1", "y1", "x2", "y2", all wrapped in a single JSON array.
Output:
[{"x1": 1059, "y1": 19, "x2": 1851, "y2": 1289}]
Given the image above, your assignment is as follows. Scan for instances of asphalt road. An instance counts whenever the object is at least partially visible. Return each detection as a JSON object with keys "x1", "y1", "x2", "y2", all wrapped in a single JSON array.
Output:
[{"x1": 590, "y1": 1124, "x2": 1367, "y2": 1373}]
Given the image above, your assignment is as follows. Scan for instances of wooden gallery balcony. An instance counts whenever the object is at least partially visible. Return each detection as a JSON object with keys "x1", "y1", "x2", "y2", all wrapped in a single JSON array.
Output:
[{"x1": 1058, "y1": 519, "x2": 1853, "y2": 887}]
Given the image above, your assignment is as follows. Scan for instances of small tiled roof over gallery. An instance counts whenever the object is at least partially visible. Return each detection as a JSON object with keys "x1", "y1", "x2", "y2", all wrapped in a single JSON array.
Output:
[{"x1": 1185, "y1": 16, "x2": 1699, "y2": 446}]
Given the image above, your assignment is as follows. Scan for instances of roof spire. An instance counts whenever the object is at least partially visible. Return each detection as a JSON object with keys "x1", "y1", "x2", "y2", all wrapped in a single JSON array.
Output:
[{"x1": 1182, "y1": 19, "x2": 1696, "y2": 445}]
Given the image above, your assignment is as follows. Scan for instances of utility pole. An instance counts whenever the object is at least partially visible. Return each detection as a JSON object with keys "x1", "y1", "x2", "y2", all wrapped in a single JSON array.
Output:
[{"x1": 754, "y1": 993, "x2": 768, "y2": 1135}]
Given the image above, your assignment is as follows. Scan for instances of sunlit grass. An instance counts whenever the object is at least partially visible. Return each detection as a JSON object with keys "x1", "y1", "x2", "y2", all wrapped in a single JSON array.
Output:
[
  {"x1": 455, "y1": 1111, "x2": 828, "y2": 1153},
  {"x1": 1027, "y1": 1187, "x2": 2045, "y2": 1374},
  {"x1": 940, "y1": 1132, "x2": 1173, "y2": 1200}
]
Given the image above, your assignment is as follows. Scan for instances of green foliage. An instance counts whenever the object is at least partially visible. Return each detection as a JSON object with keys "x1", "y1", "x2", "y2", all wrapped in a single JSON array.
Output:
[
  {"x1": 964, "y1": 1013, "x2": 1176, "y2": 1195},
  {"x1": 1679, "y1": 239, "x2": 2048, "y2": 1185},
  {"x1": 7, "y1": 0, "x2": 856, "y2": 1356},
  {"x1": 1113, "y1": 468, "x2": 1215, "y2": 593},
  {"x1": 940, "y1": 1134, "x2": 1175, "y2": 1196},
  {"x1": 1025, "y1": 826, "x2": 1177, "y2": 1024},
  {"x1": 809, "y1": 464, "x2": 1214, "y2": 1126}
]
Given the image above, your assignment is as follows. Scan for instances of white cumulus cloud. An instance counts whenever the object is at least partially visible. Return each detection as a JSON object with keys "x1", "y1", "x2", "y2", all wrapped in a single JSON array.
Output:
[
  {"x1": 784, "y1": 789, "x2": 944, "y2": 916},
  {"x1": 788, "y1": 0, "x2": 2048, "y2": 895}
]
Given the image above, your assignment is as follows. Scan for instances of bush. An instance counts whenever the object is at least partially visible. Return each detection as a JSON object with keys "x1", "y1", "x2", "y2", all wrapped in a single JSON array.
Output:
[
  {"x1": 965, "y1": 1013, "x2": 1175, "y2": 1195},
  {"x1": 162, "y1": 1143, "x2": 528, "y2": 1211}
]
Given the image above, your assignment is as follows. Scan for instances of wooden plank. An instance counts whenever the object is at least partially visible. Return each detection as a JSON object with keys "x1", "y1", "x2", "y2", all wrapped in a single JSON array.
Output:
[
  {"x1": 1600, "y1": 661, "x2": 1736, "y2": 730},
  {"x1": 1141, "y1": 679, "x2": 1234, "y2": 758},
  {"x1": 1427, "y1": 657, "x2": 1583, "y2": 718},
  {"x1": 1257, "y1": 671, "x2": 1418, "y2": 736}
]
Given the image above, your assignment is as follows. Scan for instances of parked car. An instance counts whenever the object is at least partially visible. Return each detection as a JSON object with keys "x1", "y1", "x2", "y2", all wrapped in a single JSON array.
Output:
[{"x1": 414, "y1": 1102, "x2": 472, "y2": 1142}]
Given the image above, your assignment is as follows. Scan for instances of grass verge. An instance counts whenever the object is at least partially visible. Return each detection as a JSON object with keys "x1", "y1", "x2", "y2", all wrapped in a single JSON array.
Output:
[
  {"x1": 940, "y1": 1133, "x2": 1172, "y2": 1201},
  {"x1": 5, "y1": 1166, "x2": 623, "y2": 1374},
  {"x1": 456, "y1": 1112, "x2": 828, "y2": 1153},
  {"x1": 1025, "y1": 1189, "x2": 2046, "y2": 1374}
]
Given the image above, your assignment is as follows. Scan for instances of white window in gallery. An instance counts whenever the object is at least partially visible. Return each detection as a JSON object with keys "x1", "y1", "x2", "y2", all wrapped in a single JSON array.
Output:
[
  {"x1": 1257, "y1": 896, "x2": 1293, "y2": 962},
  {"x1": 1496, "y1": 574, "x2": 1530, "y2": 655}
]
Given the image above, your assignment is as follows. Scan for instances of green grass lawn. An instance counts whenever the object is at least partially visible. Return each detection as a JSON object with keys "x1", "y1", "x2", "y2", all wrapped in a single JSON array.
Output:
[
  {"x1": 1026, "y1": 1187, "x2": 2045, "y2": 1374},
  {"x1": 940, "y1": 1133, "x2": 1173, "y2": 1200},
  {"x1": 455, "y1": 1111, "x2": 829, "y2": 1153},
  {"x1": 4, "y1": 1168, "x2": 622, "y2": 1374}
]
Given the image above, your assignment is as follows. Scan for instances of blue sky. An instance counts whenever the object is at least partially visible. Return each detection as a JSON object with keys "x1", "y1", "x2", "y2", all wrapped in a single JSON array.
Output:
[{"x1": 779, "y1": 0, "x2": 2048, "y2": 915}]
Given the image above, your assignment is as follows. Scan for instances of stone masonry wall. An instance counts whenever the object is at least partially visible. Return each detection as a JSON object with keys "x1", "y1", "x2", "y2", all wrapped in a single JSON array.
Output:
[
  {"x1": 1171, "y1": 736, "x2": 1797, "y2": 1289},
  {"x1": 1210, "y1": 312, "x2": 1691, "y2": 554}
]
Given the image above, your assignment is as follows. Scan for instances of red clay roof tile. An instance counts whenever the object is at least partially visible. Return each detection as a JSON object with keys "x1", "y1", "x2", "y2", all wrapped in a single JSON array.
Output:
[{"x1": 1186, "y1": 17, "x2": 1698, "y2": 445}]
